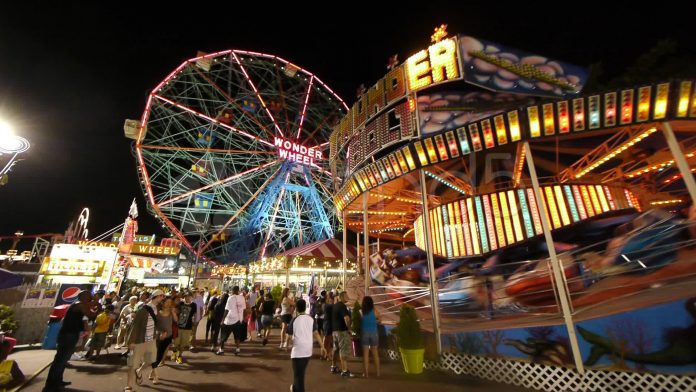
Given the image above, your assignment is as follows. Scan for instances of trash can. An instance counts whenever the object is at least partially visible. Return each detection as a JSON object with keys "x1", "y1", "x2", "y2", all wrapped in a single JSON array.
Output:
[{"x1": 42, "y1": 304, "x2": 70, "y2": 349}]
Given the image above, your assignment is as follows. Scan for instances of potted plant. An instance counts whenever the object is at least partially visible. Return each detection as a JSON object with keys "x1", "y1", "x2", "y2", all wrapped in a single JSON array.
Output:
[
  {"x1": 394, "y1": 305, "x2": 424, "y2": 374},
  {"x1": 350, "y1": 301, "x2": 362, "y2": 357}
]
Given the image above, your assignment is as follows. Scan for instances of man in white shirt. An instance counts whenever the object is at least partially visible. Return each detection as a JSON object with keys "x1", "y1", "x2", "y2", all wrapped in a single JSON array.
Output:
[
  {"x1": 217, "y1": 286, "x2": 246, "y2": 355},
  {"x1": 288, "y1": 299, "x2": 325, "y2": 392}
]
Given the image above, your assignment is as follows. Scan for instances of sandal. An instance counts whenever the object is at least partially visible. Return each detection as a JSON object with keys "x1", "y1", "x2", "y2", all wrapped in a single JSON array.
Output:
[
  {"x1": 124, "y1": 387, "x2": 134, "y2": 391},
  {"x1": 135, "y1": 368, "x2": 143, "y2": 385}
]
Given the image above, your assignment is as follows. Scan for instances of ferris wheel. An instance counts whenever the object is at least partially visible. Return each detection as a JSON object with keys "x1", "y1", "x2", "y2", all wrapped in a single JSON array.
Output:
[{"x1": 132, "y1": 50, "x2": 348, "y2": 264}]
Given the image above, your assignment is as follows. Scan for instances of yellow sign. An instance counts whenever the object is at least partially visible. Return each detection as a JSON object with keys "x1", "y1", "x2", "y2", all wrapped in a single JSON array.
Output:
[
  {"x1": 406, "y1": 37, "x2": 459, "y2": 91},
  {"x1": 132, "y1": 244, "x2": 181, "y2": 256},
  {"x1": 40, "y1": 258, "x2": 105, "y2": 276},
  {"x1": 76, "y1": 241, "x2": 180, "y2": 256}
]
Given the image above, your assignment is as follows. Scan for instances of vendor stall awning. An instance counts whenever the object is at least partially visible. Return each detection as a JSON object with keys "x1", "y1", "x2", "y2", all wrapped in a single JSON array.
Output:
[
  {"x1": 278, "y1": 239, "x2": 357, "y2": 260},
  {"x1": 0, "y1": 268, "x2": 23, "y2": 289}
]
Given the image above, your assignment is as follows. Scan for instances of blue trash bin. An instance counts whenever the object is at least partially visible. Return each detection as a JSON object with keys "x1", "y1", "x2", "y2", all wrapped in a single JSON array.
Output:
[
  {"x1": 42, "y1": 304, "x2": 70, "y2": 349},
  {"x1": 42, "y1": 319, "x2": 62, "y2": 349}
]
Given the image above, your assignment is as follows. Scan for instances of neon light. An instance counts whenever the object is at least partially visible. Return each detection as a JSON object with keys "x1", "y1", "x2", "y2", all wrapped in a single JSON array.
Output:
[
  {"x1": 565, "y1": 186, "x2": 581, "y2": 222},
  {"x1": 620, "y1": 89, "x2": 634, "y2": 124},
  {"x1": 491, "y1": 193, "x2": 506, "y2": 248},
  {"x1": 481, "y1": 119, "x2": 496, "y2": 149},
  {"x1": 482, "y1": 195, "x2": 498, "y2": 250},
  {"x1": 588, "y1": 95, "x2": 600, "y2": 129},
  {"x1": 153, "y1": 94, "x2": 274, "y2": 147},
  {"x1": 366, "y1": 167, "x2": 378, "y2": 187},
  {"x1": 452, "y1": 202, "x2": 464, "y2": 256},
  {"x1": 604, "y1": 92, "x2": 617, "y2": 127},
  {"x1": 359, "y1": 170, "x2": 371, "y2": 190},
  {"x1": 445, "y1": 131, "x2": 460, "y2": 157},
  {"x1": 654, "y1": 83, "x2": 669, "y2": 119},
  {"x1": 231, "y1": 52, "x2": 284, "y2": 137},
  {"x1": 596, "y1": 185, "x2": 610, "y2": 212},
  {"x1": 544, "y1": 187, "x2": 562, "y2": 229},
  {"x1": 296, "y1": 75, "x2": 314, "y2": 138},
  {"x1": 424, "y1": 138, "x2": 439, "y2": 163},
  {"x1": 507, "y1": 190, "x2": 524, "y2": 242},
  {"x1": 274, "y1": 137, "x2": 322, "y2": 166},
  {"x1": 527, "y1": 188, "x2": 544, "y2": 235},
  {"x1": 678, "y1": 81, "x2": 692, "y2": 117},
  {"x1": 466, "y1": 198, "x2": 479, "y2": 255},
  {"x1": 370, "y1": 165, "x2": 383, "y2": 184},
  {"x1": 508, "y1": 111, "x2": 521, "y2": 142},
  {"x1": 434, "y1": 134, "x2": 449, "y2": 161},
  {"x1": 448, "y1": 203, "x2": 460, "y2": 257},
  {"x1": 557, "y1": 101, "x2": 570, "y2": 133},
  {"x1": 624, "y1": 189, "x2": 635, "y2": 209},
  {"x1": 629, "y1": 190, "x2": 641, "y2": 212},
  {"x1": 499, "y1": 192, "x2": 516, "y2": 245},
  {"x1": 494, "y1": 115, "x2": 508, "y2": 145},
  {"x1": 637, "y1": 86, "x2": 651, "y2": 122},
  {"x1": 414, "y1": 141, "x2": 429, "y2": 165},
  {"x1": 604, "y1": 186, "x2": 616, "y2": 210},
  {"x1": 458, "y1": 200, "x2": 471, "y2": 255},
  {"x1": 457, "y1": 127, "x2": 471, "y2": 154},
  {"x1": 588, "y1": 185, "x2": 603, "y2": 214},
  {"x1": 453, "y1": 201, "x2": 468, "y2": 256},
  {"x1": 542, "y1": 103, "x2": 555, "y2": 135},
  {"x1": 580, "y1": 185, "x2": 595, "y2": 217},
  {"x1": 402, "y1": 147, "x2": 417, "y2": 170},
  {"x1": 469, "y1": 124, "x2": 483, "y2": 151},
  {"x1": 554, "y1": 186, "x2": 571, "y2": 226},
  {"x1": 527, "y1": 106, "x2": 541, "y2": 137},
  {"x1": 395, "y1": 150, "x2": 409, "y2": 173},
  {"x1": 572, "y1": 98, "x2": 586, "y2": 131},
  {"x1": 388, "y1": 154, "x2": 402, "y2": 176},
  {"x1": 376, "y1": 160, "x2": 389, "y2": 182},
  {"x1": 442, "y1": 206, "x2": 453, "y2": 258},
  {"x1": 518, "y1": 189, "x2": 534, "y2": 238},
  {"x1": 437, "y1": 207, "x2": 446, "y2": 256},
  {"x1": 474, "y1": 196, "x2": 489, "y2": 253}
]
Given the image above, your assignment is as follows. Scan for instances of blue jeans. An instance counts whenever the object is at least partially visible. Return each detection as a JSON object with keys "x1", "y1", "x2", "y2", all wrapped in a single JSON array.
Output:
[
  {"x1": 44, "y1": 333, "x2": 79, "y2": 390},
  {"x1": 361, "y1": 332, "x2": 379, "y2": 347}
]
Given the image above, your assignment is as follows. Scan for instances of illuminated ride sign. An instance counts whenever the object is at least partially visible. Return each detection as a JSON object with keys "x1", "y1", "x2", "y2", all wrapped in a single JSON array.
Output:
[{"x1": 274, "y1": 137, "x2": 322, "y2": 166}]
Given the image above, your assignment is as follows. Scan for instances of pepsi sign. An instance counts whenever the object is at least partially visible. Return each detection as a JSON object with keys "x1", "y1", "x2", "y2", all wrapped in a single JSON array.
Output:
[{"x1": 55, "y1": 284, "x2": 94, "y2": 306}]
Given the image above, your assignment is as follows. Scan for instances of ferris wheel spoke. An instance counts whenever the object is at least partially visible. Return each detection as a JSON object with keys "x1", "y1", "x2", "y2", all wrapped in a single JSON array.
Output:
[
  {"x1": 295, "y1": 75, "x2": 314, "y2": 140},
  {"x1": 231, "y1": 52, "x2": 285, "y2": 137},
  {"x1": 139, "y1": 144, "x2": 273, "y2": 155},
  {"x1": 303, "y1": 108, "x2": 339, "y2": 146},
  {"x1": 153, "y1": 94, "x2": 274, "y2": 148},
  {"x1": 188, "y1": 65, "x2": 277, "y2": 142},
  {"x1": 200, "y1": 164, "x2": 283, "y2": 253},
  {"x1": 157, "y1": 160, "x2": 279, "y2": 207},
  {"x1": 259, "y1": 172, "x2": 290, "y2": 259},
  {"x1": 274, "y1": 66, "x2": 292, "y2": 131}
]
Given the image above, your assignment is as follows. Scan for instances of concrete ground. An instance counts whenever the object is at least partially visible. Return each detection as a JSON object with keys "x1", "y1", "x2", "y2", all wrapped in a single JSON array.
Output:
[{"x1": 12, "y1": 326, "x2": 535, "y2": 392}]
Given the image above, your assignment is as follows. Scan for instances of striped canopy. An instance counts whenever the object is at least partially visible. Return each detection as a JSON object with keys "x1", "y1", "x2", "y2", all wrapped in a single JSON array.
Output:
[{"x1": 277, "y1": 239, "x2": 356, "y2": 260}]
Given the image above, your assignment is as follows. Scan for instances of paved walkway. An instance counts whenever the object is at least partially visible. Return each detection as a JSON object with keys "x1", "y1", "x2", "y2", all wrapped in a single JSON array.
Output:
[{"x1": 12, "y1": 327, "x2": 535, "y2": 392}]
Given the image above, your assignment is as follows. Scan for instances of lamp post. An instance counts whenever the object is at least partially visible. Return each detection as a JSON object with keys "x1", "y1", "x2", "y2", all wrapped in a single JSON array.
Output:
[{"x1": 0, "y1": 120, "x2": 30, "y2": 185}]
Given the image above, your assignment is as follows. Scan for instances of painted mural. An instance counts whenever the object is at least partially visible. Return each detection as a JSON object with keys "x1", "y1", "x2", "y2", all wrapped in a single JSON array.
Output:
[{"x1": 443, "y1": 298, "x2": 696, "y2": 374}]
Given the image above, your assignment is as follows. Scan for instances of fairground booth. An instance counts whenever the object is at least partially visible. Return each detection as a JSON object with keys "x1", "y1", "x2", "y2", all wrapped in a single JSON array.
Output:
[
  {"x1": 247, "y1": 239, "x2": 358, "y2": 291},
  {"x1": 328, "y1": 27, "x2": 696, "y2": 390}
]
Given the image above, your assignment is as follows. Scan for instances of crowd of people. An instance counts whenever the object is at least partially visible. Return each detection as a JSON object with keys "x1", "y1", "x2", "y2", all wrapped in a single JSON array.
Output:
[{"x1": 42, "y1": 285, "x2": 382, "y2": 392}]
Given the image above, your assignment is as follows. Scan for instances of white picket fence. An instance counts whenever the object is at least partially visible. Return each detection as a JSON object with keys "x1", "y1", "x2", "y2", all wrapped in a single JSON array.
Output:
[{"x1": 387, "y1": 350, "x2": 696, "y2": 392}]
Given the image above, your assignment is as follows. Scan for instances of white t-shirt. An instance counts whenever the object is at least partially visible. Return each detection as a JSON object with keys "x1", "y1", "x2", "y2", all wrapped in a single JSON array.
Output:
[
  {"x1": 193, "y1": 295, "x2": 205, "y2": 322},
  {"x1": 290, "y1": 314, "x2": 317, "y2": 359},
  {"x1": 223, "y1": 294, "x2": 246, "y2": 325},
  {"x1": 145, "y1": 303, "x2": 157, "y2": 342},
  {"x1": 247, "y1": 291, "x2": 258, "y2": 307}
]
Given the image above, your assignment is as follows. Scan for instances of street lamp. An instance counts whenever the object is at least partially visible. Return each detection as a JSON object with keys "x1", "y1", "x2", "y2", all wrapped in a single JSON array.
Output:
[{"x1": 0, "y1": 120, "x2": 30, "y2": 185}]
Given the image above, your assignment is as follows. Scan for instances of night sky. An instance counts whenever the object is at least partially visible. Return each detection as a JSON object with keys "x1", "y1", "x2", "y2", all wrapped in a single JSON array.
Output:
[{"x1": 0, "y1": 3, "x2": 693, "y2": 240}]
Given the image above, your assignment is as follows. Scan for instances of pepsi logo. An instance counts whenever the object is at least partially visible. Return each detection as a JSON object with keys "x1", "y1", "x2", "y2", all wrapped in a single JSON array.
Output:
[{"x1": 61, "y1": 287, "x2": 81, "y2": 303}]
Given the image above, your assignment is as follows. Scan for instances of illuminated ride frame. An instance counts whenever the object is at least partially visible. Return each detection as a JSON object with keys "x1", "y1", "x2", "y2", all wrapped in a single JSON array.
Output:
[
  {"x1": 329, "y1": 32, "x2": 696, "y2": 371},
  {"x1": 132, "y1": 50, "x2": 347, "y2": 265}
]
